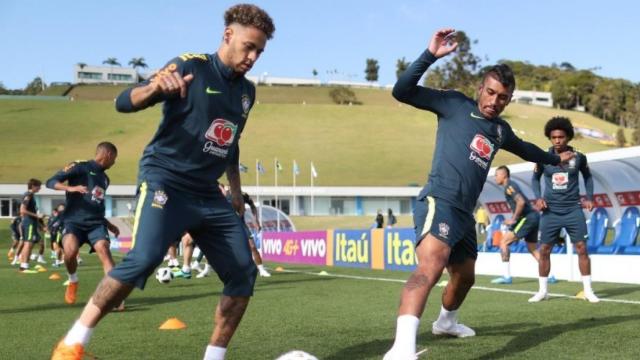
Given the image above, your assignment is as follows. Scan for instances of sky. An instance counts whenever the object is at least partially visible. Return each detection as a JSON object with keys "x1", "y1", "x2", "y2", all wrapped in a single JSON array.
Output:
[{"x1": 1, "y1": 0, "x2": 639, "y2": 89}]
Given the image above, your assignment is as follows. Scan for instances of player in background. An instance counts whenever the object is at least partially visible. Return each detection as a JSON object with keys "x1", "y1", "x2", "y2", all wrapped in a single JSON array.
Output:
[
  {"x1": 530, "y1": 116, "x2": 599, "y2": 303},
  {"x1": 18, "y1": 178, "x2": 43, "y2": 272}
]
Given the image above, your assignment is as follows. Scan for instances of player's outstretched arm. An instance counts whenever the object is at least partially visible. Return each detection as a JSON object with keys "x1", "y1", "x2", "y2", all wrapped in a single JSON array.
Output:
[
  {"x1": 580, "y1": 153, "x2": 595, "y2": 211},
  {"x1": 392, "y1": 28, "x2": 459, "y2": 116},
  {"x1": 115, "y1": 69, "x2": 193, "y2": 113}
]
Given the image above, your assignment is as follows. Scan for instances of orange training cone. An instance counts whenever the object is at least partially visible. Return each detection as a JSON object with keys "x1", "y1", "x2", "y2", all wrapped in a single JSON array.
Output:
[
  {"x1": 159, "y1": 318, "x2": 187, "y2": 330},
  {"x1": 275, "y1": 266, "x2": 285, "y2": 272},
  {"x1": 49, "y1": 273, "x2": 61, "y2": 280}
]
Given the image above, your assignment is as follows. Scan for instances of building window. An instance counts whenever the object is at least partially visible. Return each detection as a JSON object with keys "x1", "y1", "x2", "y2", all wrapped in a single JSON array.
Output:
[
  {"x1": 535, "y1": 97, "x2": 549, "y2": 102},
  {"x1": 107, "y1": 73, "x2": 133, "y2": 81},
  {"x1": 78, "y1": 72, "x2": 102, "y2": 80},
  {"x1": 0, "y1": 199, "x2": 9, "y2": 217}
]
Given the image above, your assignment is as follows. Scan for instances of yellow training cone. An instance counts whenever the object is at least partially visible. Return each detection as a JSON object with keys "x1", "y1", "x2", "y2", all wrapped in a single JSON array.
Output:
[
  {"x1": 49, "y1": 273, "x2": 61, "y2": 280},
  {"x1": 275, "y1": 266, "x2": 285, "y2": 272},
  {"x1": 575, "y1": 290, "x2": 585, "y2": 299},
  {"x1": 37, "y1": 266, "x2": 47, "y2": 272},
  {"x1": 318, "y1": 271, "x2": 329, "y2": 276},
  {"x1": 159, "y1": 318, "x2": 187, "y2": 330}
]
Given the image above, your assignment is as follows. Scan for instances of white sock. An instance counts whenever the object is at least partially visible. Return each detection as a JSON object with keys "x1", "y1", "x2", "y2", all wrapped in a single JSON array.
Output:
[
  {"x1": 64, "y1": 320, "x2": 93, "y2": 346},
  {"x1": 68, "y1": 273, "x2": 78, "y2": 283},
  {"x1": 203, "y1": 345, "x2": 226, "y2": 360},
  {"x1": 21, "y1": 262, "x2": 29, "y2": 269},
  {"x1": 436, "y1": 305, "x2": 457, "y2": 328},
  {"x1": 182, "y1": 265, "x2": 191, "y2": 273},
  {"x1": 390, "y1": 315, "x2": 419, "y2": 355},
  {"x1": 582, "y1": 275, "x2": 593, "y2": 293},
  {"x1": 257, "y1": 264, "x2": 266, "y2": 272},
  {"x1": 502, "y1": 261, "x2": 511, "y2": 278},
  {"x1": 539, "y1": 277, "x2": 548, "y2": 294}
]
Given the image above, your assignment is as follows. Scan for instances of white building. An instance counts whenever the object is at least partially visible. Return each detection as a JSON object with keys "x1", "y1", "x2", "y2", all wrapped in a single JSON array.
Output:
[
  {"x1": 511, "y1": 89, "x2": 553, "y2": 107},
  {"x1": 74, "y1": 64, "x2": 138, "y2": 84}
]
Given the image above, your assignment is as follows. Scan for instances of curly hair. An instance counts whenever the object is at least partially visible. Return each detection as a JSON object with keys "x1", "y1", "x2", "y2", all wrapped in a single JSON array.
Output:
[
  {"x1": 544, "y1": 116, "x2": 574, "y2": 140},
  {"x1": 224, "y1": 4, "x2": 275, "y2": 40}
]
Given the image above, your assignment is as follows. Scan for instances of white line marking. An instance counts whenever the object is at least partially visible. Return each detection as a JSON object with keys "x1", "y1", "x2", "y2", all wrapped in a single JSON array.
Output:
[
  {"x1": 415, "y1": 348, "x2": 428, "y2": 357},
  {"x1": 277, "y1": 269, "x2": 640, "y2": 305}
]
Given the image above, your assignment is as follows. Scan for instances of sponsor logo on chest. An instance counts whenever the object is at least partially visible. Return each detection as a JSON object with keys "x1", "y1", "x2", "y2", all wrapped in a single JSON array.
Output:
[
  {"x1": 203, "y1": 118, "x2": 237, "y2": 158},
  {"x1": 552, "y1": 172, "x2": 569, "y2": 190},
  {"x1": 469, "y1": 134, "x2": 495, "y2": 169},
  {"x1": 91, "y1": 186, "x2": 105, "y2": 203}
]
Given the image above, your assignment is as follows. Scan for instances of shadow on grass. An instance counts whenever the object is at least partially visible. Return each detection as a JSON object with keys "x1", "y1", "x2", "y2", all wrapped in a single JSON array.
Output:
[
  {"x1": 596, "y1": 285, "x2": 640, "y2": 298},
  {"x1": 473, "y1": 314, "x2": 640, "y2": 359}
]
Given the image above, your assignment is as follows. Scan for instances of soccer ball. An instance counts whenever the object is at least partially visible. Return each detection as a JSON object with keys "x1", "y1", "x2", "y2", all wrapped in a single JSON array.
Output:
[
  {"x1": 275, "y1": 351, "x2": 318, "y2": 360},
  {"x1": 155, "y1": 267, "x2": 173, "y2": 284}
]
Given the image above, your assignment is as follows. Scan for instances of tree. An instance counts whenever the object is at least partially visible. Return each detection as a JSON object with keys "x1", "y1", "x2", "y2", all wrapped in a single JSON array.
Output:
[
  {"x1": 0, "y1": 81, "x2": 7, "y2": 95},
  {"x1": 24, "y1": 77, "x2": 46, "y2": 95},
  {"x1": 364, "y1": 58, "x2": 379, "y2": 82},
  {"x1": 396, "y1": 57, "x2": 410, "y2": 79},
  {"x1": 103, "y1": 57, "x2": 121, "y2": 83},
  {"x1": 312, "y1": 68, "x2": 318, "y2": 77},
  {"x1": 615, "y1": 128, "x2": 626, "y2": 147},
  {"x1": 424, "y1": 31, "x2": 481, "y2": 97},
  {"x1": 329, "y1": 87, "x2": 361, "y2": 105},
  {"x1": 128, "y1": 57, "x2": 148, "y2": 70},
  {"x1": 77, "y1": 62, "x2": 87, "y2": 70}
]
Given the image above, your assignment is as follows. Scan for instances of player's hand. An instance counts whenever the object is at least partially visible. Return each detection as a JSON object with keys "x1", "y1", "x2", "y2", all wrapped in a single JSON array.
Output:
[
  {"x1": 558, "y1": 151, "x2": 575, "y2": 164},
  {"x1": 67, "y1": 185, "x2": 88, "y2": 194},
  {"x1": 232, "y1": 195, "x2": 245, "y2": 217},
  {"x1": 428, "y1": 28, "x2": 458, "y2": 58},
  {"x1": 107, "y1": 223, "x2": 120, "y2": 237},
  {"x1": 151, "y1": 70, "x2": 194, "y2": 99},
  {"x1": 583, "y1": 200, "x2": 594, "y2": 212},
  {"x1": 535, "y1": 198, "x2": 547, "y2": 211},
  {"x1": 504, "y1": 218, "x2": 516, "y2": 225}
]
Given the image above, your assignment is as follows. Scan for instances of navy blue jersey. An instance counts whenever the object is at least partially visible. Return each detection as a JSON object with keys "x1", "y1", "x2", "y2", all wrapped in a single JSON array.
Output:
[
  {"x1": 10, "y1": 216, "x2": 22, "y2": 233},
  {"x1": 532, "y1": 147, "x2": 593, "y2": 212},
  {"x1": 504, "y1": 179, "x2": 533, "y2": 217},
  {"x1": 393, "y1": 49, "x2": 560, "y2": 213},
  {"x1": 116, "y1": 53, "x2": 255, "y2": 196},
  {"x1": 48, "y1": 213, "x2": 64, "y2": 234},
  {"x1": 21, "y1": 191, "x2": 38, "y2": 222},
  {"x1": 46, "y1": 160, "x2": 109, "y2": 226}
]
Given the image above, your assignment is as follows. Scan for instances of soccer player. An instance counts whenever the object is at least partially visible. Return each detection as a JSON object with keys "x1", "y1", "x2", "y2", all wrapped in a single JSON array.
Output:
[
  {"x1": 18, "y1": 178, "x2": 43, "y2": 272},
  {"x1": 49, "y1": 204, "x2": 66, "y2": 267},
  {"x1": 51, "y1": 4, "x2": 275, "y2": 360},
  {"x1": 383, "y1": 29, "x2": 575, "y2": 359},
  {"x1": 8, "y1": 215, "x2": 22, "y2": 264},
  {"x1": 491, "y1": 165, "x2": 552, "y2": 284},
  {"x1": 529, "y1": 116, "x2": 599, "y2": 303},
  {"x1": 46, "y1": 142, "x2": 121, "y2": 305}
]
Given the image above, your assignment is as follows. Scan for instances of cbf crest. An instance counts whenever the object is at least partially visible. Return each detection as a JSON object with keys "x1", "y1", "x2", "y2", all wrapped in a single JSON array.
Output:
[
  {"x1": 438, "y1": 222, "x2": 450, "y2": 238},
  {"x1": 152, "y1": 190, "x2": 168, "y2": 209},
  {"x1": 241, "y1": 94, "x2": 251, "y2": 118}
]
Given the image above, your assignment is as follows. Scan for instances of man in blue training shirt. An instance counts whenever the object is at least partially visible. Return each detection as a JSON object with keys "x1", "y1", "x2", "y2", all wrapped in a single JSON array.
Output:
[
  {"x1": 52, "y1": 4, "x2": 275, "y2": 360},
  {"x1": 384, "y1": 29, "x2": 574, "y2": 360},
  {"x1": 18, "y1": 178, "x2": 43, "y2": 272},
  {"x1": 46, "y1": 142, "x2": 121, "y2": 306},
  {"x1": 530, "y1": 116, "x2": 599, "y2": 303},
  {"x1": 491, "y1": 165, "x2": 556, "y2": 285}
]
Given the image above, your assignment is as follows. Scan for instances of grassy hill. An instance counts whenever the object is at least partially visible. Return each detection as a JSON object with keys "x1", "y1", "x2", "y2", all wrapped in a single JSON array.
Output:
[{"x1": 0, "y1": 86, "x2": 631, "y2": 185}]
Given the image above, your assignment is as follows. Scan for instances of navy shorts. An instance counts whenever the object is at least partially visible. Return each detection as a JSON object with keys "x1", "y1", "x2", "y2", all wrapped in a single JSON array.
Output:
[
  {"x1": 109, "y1": 180, "x2": 257, "y2": 295},
  {"x1": 11, "y1": 229, "x2": 21, "y2": 241},
  {"x1": 21, "y1": 220, "x2": 41, "y2": 243},
  {"x1": 539, "y1": 207, "x2": 588, "y2": 244},
  {"x1": 62, "y1": 223, "x2": 110, "y2": 249},
  {"x1": 413, "y1": 196, "x2": 477, "y2": 264},
  {"x1": 509, "y1": 212, "x2": 540, "y2": 243}
]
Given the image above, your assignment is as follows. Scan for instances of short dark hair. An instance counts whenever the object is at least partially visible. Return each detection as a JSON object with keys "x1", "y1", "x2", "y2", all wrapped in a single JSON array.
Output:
[
  {"x1": 544, "y1": 116, "x2": 574, "y2": 140},
  {"x1": 483, "y1": 64, "x2": 516, "y2": 92},
  {"x1": 96, "y1": 141, "x2": 118, "y2": 155},
  {"x1": 28, "y1": 178, "x2": 41, "y2": 189},
  {"x1": 224, "y1": 4, "x2": 275, "y2": 39},
  {"x1": 496, "y1": 165, "x2": 510, "y2": 177}
]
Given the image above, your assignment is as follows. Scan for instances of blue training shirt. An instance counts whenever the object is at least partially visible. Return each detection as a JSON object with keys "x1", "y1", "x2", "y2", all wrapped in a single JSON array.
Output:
[
  {"x1": 46, "y1": 160, "x2": 109, "y2": 226},
  {"x1": 393, "y1": 49, "x2": 560, "y2": 213},
  {"x1": 532, "y1": 146, "x2": 593, "y2": 212},
  {"x1": 504, "y1": 179, "x2": 533, "y2": 217},
  {"x1": 116, "y1": 53, "x2": 255, "y2": 196}
]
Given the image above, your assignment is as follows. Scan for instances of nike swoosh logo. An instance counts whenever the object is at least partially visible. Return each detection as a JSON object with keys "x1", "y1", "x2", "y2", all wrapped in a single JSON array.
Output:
[
  {"x1": 206, "y1": 87, "x2": 222, "y2": 95},
  {"x1": 470, "y1": 112, "x2": 485, "y2": 119}
]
